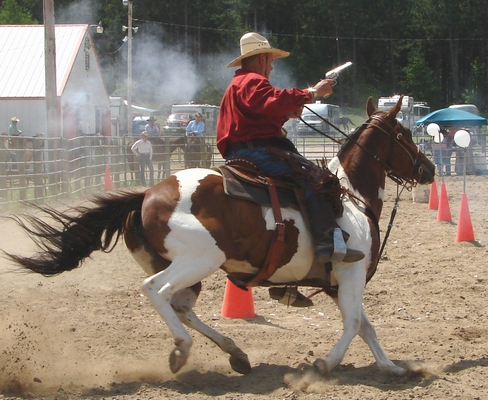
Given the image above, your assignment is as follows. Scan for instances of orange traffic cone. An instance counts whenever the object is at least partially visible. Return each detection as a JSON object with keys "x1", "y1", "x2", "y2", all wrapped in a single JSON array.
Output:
[
  {"x1": 437, "y1": 182, "x2": 452, "y2": 222},
  {"x1": 456, "y1": 193, "x2": 475, "y2": 242},
  {"x1": 428, "y1": 180, "x2": 439, "y2": 210},
  {"x1": 104, "y1": 165, "x2": 113, "y2": 190},
  {"x1": 221, "y1": 279, "x2": 255, "y2": 319}
]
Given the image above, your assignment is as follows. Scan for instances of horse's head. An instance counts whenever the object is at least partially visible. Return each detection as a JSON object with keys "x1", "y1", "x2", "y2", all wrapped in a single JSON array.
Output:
[{"x1": 365, "y1": 96, "x2": 435, "y2": 186}]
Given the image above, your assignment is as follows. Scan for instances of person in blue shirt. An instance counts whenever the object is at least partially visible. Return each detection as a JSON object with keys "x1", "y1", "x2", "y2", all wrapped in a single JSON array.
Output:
[
  {"x1": 8, "y1": 117, "x2": 21, "y2": 137},
  {"x1": 145, "y1": 116, "x2": 160, "y2": 138},
  {"x1": 186, "y1": 113, "x2": 205, "y2": 138}
]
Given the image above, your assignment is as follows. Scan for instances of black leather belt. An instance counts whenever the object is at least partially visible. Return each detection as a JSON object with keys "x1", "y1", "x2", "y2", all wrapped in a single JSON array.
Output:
[
  {"x1": 225, "y1": 138, "x2": 279, "y2": 158},
  {"x1": 225, "y1": 137, "x2": 298, "y2": 158}
]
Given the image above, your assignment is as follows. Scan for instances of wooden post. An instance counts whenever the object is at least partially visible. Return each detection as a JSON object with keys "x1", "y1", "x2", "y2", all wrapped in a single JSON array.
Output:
[{"x1": 44, "y1": 0, "x2": 60, "y2": 138}]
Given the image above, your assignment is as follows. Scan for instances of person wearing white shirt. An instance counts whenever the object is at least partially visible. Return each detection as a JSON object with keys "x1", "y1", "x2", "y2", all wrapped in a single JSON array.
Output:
[{"x1": 131, "y1": 132, "x2": 154, "y2": 186}]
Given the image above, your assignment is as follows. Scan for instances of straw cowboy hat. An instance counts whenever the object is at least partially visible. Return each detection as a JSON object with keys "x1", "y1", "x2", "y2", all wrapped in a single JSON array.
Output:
[
  {"x1": 11, "y1": 117, "x2": 20, "y2": 122},
  {"x1": 227, "y1": 32, "x2": 289, "y2": 68},
  {"x1": 141, "y1": 131, "x2": 148, "y2": 137}
]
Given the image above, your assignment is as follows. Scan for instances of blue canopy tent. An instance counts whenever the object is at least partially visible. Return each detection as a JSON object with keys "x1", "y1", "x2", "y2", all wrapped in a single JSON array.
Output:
[
  {"x1": 415, "y1": 108, "x2": 487, "y2": 126},
  {"x1": 416, "y1": 108, "x2": 487, "y2": 176}
]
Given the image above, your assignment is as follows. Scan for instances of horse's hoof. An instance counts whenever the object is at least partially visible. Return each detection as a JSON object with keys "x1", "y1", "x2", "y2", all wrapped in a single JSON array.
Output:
[
  {"x1": 229, "y1": 351, "x2": 252, "y2": 375},
  {"x1": 312, "y1": 358, "x2": 330, "y2": 376},
  {"x1": 391, "y1": 365, "x2": 407, "y2": 376},
  {"x1": 169, "y1": 347, "x2": 189, "y2": 374}
]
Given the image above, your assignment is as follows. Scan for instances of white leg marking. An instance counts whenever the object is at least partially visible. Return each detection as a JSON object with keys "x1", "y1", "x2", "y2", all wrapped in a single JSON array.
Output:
[
  {"x1": 357, "y1": 308, "x2": 406, "y2": 375},
  {"x1": 142, "y1": 251, "x2": 225, "y2": 373},
  {"x1": 314, "y1": 263, "x2": 365, "y2": 374},
  {"x1": 172, "y1": 289, "x2": 251, "y2": 374},
  {"x1": 314, "y1": 263, "x2": 406, "y2": 376}
]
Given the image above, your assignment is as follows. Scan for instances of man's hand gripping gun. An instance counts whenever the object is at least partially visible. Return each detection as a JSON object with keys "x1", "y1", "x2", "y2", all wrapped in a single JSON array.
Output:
[{"x1": 325, "y1": 61, "x2": 353, "y2": 86}]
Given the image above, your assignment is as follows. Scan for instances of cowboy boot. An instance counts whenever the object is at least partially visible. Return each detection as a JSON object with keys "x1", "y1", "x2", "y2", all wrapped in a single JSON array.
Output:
[
  {"x1": 306, "y1": 192, "x2": 364, "y2": 263},
  {"x1": 268, "y1": 287, "x2": 313, "y2": 308}
]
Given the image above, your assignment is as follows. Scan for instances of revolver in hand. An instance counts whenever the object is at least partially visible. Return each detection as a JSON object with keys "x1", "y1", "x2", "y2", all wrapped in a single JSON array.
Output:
[{"x1": 325, "y1": 61, "x2": 353, "y2": 85}]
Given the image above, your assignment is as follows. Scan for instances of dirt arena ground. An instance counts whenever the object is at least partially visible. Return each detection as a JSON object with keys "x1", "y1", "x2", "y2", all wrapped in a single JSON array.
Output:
[{"x1": 0, "y1": 174, "x2": 487, "y2": 400}]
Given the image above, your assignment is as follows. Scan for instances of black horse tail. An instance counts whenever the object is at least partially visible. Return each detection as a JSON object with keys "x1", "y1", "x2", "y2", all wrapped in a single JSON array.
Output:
[{"x1": 4, "y1": 191, "x2": 146, "y2": 276}]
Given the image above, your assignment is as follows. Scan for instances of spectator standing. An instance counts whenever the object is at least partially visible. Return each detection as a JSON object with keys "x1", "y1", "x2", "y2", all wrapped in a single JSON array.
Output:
[
  {"x1": 1, "y1": 132, "x2": 18, "y2": 171},
  {"x1": 131, "y1": 131, "x2": 154, "y2": 186},
  {"x1": 432, "y1": 127, "x2": 454, "y2": 176}
]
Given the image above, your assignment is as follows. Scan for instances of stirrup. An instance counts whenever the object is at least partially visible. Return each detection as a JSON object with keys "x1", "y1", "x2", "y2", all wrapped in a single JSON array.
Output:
[
  {"x1": 269, "y1": 287, "x2": 313, "y2": 307},
  {"x1": 315, "y1": 228, "x2": 365, "y2": 263}
]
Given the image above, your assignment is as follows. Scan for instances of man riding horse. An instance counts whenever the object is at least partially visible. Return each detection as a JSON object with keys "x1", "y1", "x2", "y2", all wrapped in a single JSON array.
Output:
[{"x1": 217, "y1": 32, "x2": 364, "y2": 306}]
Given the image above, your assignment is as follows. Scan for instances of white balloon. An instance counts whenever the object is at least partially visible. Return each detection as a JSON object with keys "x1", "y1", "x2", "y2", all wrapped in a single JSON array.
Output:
[
  {"x1": 454, "y1": 129, "x2": 471, "y2": 148},
  {"x1": 427, "y1": 123, "x2": 440, "y2": 136},
  {"x1": 433, "y1": 132, "x2": 444, "y2": 143}
]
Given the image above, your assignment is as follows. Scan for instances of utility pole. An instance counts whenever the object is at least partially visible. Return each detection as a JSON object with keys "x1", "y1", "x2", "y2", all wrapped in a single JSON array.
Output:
[
  {"x1": 43, "y1": 0, "x2": 60, "y2": 137},
  {"x1": 124, "y1": 0, "x2": 134, "y2": 137}
]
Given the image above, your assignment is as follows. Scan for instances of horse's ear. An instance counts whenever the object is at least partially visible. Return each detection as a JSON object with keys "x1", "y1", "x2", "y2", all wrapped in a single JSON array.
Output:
[
  {"x1": 386, "y1": 95, "x2": 404, "y2": 120},
  {"x1": 366, "y1": 97, "x2": 376, "y2": 117}
]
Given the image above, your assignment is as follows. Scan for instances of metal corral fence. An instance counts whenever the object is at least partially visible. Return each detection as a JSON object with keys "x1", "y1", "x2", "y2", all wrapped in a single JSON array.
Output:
[{"x1": 1, "y1": 132, "x2": 487, "y2": 210}]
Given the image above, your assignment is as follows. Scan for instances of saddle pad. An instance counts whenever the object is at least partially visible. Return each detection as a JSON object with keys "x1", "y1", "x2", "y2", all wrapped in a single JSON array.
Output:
[{"x1": 218, "y1": 165, "x2": 299, "y2": 210}]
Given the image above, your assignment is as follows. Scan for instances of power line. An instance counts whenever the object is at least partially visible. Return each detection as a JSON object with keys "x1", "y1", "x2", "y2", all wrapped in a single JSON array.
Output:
[{"x1": 134, "y1": 18, "x2": 488, "y2": 42}]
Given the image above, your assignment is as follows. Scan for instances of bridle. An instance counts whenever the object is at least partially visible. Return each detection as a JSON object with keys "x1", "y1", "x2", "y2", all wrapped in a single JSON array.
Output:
[
  {"x1": 344, "y1": 114, "x2": 425, "y2": 188},
  {"x1": 353, "y1": 114, "x2": 430, "y2": 260},
  {"x1": 334, "y1": 113, "x2": 430, "y2": 262}
]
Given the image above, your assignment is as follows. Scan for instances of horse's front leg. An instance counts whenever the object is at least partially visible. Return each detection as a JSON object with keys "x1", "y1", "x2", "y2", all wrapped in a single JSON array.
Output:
[
  {"x1": 357, "y1": 308, "x2": 406, "y2": 375},
  {"x1": 313, "y1": 263, "x2": 365, "y2": 375}
]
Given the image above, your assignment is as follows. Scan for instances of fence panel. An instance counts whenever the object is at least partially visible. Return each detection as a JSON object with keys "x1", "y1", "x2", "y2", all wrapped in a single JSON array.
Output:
[{"x1": 1, "y1": 131, "x2": 487, "y2": 210}]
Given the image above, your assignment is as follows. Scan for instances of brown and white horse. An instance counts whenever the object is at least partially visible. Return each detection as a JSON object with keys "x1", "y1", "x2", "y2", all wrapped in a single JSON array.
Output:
[{"x1": 5, "y1": 96, "x2": 435, "y2": 377}]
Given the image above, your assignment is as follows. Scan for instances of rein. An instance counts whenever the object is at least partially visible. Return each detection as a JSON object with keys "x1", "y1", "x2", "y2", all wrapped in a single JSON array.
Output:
[
  {"x1": 299, "y1": 105, "x2": 349, "y2": 144},
  {"x1": 300, "y1": 106, "x2": 421, "y2": 188},
  {"x1": 378, "y1": 183, "x2": 407, "y2": 260},
  {"x1": 346, "y1": 115, "x2": 421, "y2": 259}
]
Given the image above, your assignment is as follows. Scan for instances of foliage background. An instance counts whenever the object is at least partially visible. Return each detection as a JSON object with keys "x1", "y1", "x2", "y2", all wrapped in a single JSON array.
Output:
[{"x1": 2, "y1": 0, "x2": 488, "y2": 114}]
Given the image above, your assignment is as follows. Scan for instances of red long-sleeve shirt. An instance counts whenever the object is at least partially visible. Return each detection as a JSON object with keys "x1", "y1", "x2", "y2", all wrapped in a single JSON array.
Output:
[{"x1": 216, "y1": 69, "x2": 313, "y2": 157}]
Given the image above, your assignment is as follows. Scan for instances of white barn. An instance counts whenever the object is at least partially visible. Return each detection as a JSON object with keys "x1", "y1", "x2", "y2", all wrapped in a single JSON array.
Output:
[{"x1": 0, "y1": 24, "x2": 111, "y2": 138}]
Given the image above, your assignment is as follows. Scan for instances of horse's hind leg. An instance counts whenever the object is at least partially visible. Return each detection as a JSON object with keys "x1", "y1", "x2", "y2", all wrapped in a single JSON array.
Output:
[
  {"x1": 171, "y1": 288, "x2": 251, "y2": 374},
  {"x1": 142, "y1": 255, "x2": 230, "y2": 374}
]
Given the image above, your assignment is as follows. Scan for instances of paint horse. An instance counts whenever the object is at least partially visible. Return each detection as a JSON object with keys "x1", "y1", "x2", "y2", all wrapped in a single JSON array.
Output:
[{"x1": 5, "y1": 96, "x2": 434, "y2": 377}]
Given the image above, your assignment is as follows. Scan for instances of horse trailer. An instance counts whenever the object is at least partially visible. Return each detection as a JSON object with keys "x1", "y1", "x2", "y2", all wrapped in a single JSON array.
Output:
[
  {"x1": 298, "y1": 102, "x2": 341, "y2": 135},
  {"x1": 378, "y1": 96, "x2": 429, "y2": 133}
]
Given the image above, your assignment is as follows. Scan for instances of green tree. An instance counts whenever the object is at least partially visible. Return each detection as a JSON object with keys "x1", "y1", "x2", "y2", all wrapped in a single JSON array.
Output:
[
  {"x1": 0, "y1": 0, "x2": 37, "y2": 24},
  {"x1": 400, "y1": 51, "x2": 441, "y2": 108}
]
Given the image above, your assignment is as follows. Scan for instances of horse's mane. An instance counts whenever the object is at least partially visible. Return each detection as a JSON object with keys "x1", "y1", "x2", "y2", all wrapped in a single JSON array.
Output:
[{"x1": 337, "y1": 120, "x2": 368, "y2": 156}]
